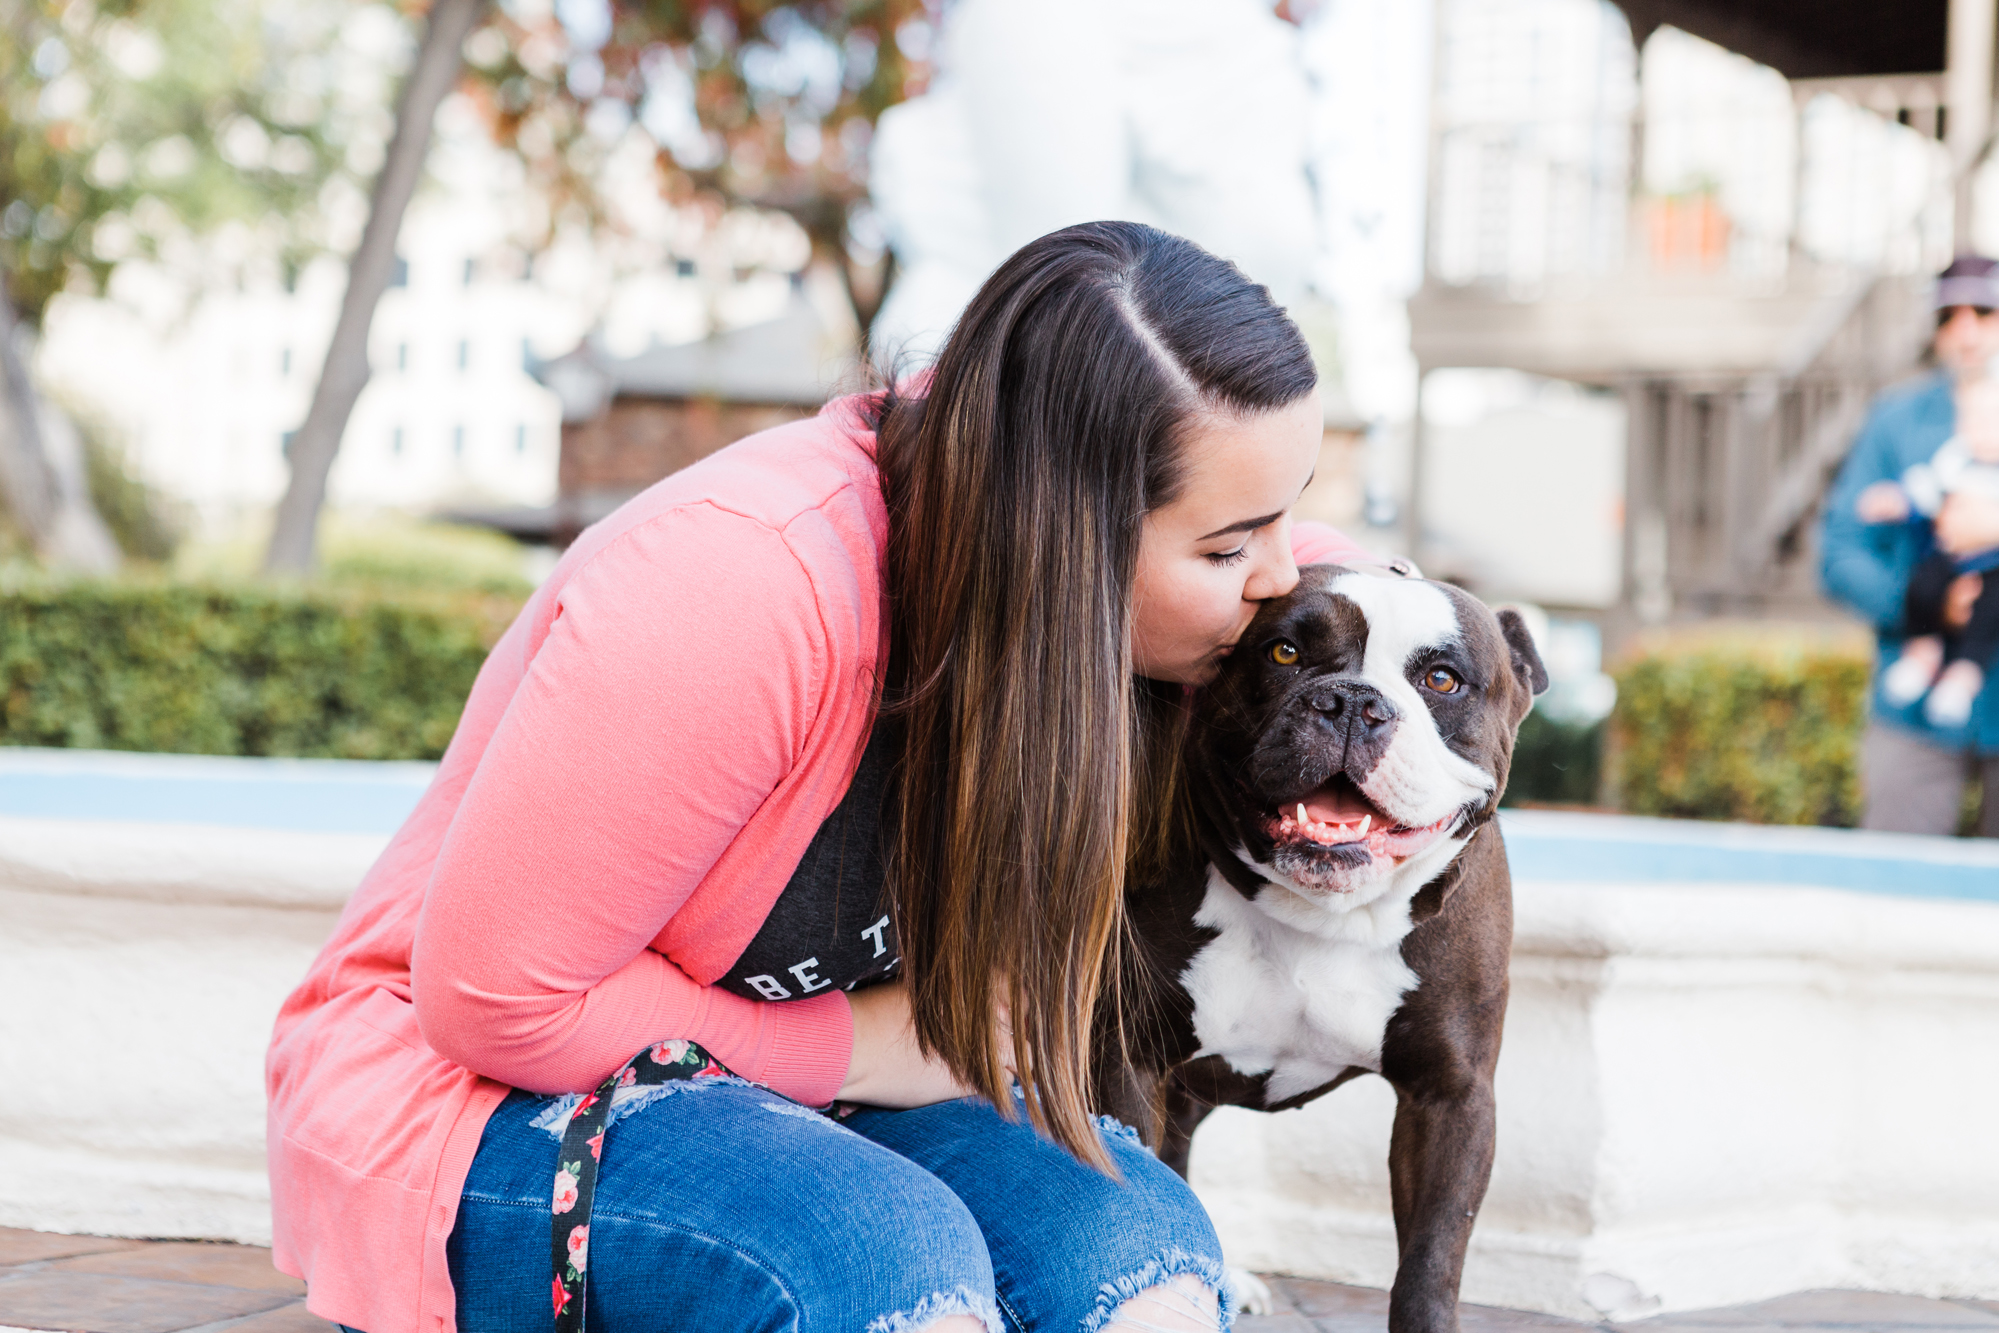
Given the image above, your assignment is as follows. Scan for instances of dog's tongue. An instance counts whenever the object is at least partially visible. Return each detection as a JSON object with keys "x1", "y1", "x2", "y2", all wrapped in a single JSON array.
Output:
[{"x1": 1300, "y1": 779, "x2": 1381, "y2": 825}]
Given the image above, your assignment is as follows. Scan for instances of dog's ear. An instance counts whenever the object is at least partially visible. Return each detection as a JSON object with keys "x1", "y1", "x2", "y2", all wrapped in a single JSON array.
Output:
[{"x1": 1495, "y1": 608, "x2": 1550, "y2": 706}]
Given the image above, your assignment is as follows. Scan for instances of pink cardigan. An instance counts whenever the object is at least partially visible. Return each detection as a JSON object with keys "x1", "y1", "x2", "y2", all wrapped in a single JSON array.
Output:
[{"x1": 266, "y1": 399, "x2": 1368, "y2": 1333}]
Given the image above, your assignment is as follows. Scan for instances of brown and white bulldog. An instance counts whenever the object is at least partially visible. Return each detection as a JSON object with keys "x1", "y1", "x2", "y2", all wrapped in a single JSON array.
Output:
[{"x1": 1102, "y1": 562, "x2": 1548, "y2": 1333}]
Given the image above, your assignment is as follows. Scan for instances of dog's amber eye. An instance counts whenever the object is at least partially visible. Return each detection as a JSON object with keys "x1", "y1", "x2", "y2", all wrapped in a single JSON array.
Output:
[
  {"x1": 1269, "y1": 641, "x2": 1300, "y2": 666},
  {"x1": 1423, "y1": 667, "x2": 1462, "y2": 694}
]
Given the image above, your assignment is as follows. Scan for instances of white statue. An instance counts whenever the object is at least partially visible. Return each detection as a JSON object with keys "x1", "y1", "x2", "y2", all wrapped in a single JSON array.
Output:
[{"x1": 868, "y1": 0, "x2": 1320, "y2": 362}]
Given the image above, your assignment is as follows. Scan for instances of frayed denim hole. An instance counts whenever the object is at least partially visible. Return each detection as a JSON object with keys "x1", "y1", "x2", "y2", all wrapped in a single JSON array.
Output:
[
  {"x1": 1093, "y1": 1113, "x2": 1145, "y2": 1148},
  {"x1": 528, "y1": 1092, "x2": 582, "y2": 1135},
  {"x1": 757, "y1": 1100, "x2": 855, "y2": 1131},
  {"x1": 863, "y1": 1284, "x2": 1003, "y2": 1333},
  {"x1": 530, "y1": 1074, "x2": 759, "y2": 1139},
  {"x1": 1079, "y1": 1247, "x2": 1233, "y2": 1333}
]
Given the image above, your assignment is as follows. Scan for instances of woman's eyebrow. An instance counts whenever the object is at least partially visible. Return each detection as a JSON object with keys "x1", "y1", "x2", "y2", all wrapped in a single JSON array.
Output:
[
  {"x1": 1196, "y1": 471, "x2": 1316, "y2": 542},
  {"x1": 1199, "y1": 511, "x2": 1285, "y2": 541}
]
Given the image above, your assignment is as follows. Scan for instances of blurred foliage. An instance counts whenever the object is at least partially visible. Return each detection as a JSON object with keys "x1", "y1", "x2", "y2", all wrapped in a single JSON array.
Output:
[
  {"x1": 1607, "y1": 627, "x2": 1871, "y2": 827},
  {"x1": 177, "y1": 512, "x2": 540, "y2": 596},
  {"x1": 318, "y1": 517, "x2": 540, "y2": 595},
  {"x1": 0, "y1": 578, "x2": 525, "y2": 758},
  {"x1": 77, "y1": 420, "x2": 182, "y2": 562},
  {"x1": 0, "y1": 0, "x2": 347, "y2": 324},
  {"x1": 463, "y1": 0, "x2": 929, "y2": 323},
  {"x1": 1502, "y1": 710, "x2": 1605, "y2": 808}
]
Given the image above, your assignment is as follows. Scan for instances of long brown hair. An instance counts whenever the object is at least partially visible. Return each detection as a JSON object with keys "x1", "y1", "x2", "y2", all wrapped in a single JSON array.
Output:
[{"x1": 871, "y1": 221, "x2": 1317, "y2": 1167}]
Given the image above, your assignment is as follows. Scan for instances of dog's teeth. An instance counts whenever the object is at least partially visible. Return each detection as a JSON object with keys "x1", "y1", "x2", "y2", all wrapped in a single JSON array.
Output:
[
  {"x1": 1297, "y1": 803, "x2": 1309, "y2": 826},
  {"x1": 1358, "y1": 814, "x2": 1371, "y2": 835}
]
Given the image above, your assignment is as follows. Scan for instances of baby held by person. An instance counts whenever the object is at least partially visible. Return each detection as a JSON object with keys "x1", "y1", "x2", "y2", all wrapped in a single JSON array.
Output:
[{"x1": 1855, "y1": 378, "x2": 1999, "y2": 728}]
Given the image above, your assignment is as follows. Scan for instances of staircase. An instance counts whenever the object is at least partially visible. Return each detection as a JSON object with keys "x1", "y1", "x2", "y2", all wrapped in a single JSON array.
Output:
[{"x1": 1407, "y1": 53, "x2": 1951, "y2": 622}]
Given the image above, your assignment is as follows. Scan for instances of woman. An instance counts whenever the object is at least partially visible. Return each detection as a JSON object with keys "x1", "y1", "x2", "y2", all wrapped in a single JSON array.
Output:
[{"x1": 267, "y1": 222, "x2": 1369, "y2": 1332}]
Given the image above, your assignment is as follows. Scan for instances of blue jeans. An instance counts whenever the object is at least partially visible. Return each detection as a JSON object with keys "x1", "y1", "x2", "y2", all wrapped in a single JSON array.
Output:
[{"x1": 430, "y1": 1083, "x2": 1229, "y2": 1332}]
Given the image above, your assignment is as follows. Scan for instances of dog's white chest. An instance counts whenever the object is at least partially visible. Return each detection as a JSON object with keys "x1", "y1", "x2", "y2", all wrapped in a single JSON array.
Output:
[{"x1": 1179, "y1": 866, "x2": 1421, "y2": 1105}]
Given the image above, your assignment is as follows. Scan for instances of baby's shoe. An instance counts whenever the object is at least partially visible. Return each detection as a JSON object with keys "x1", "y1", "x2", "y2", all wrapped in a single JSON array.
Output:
[
  {"x1": 1924, "y1": 661, "x2": 1985, "y2": 729},
  {"x1": 1882, "y1": 644, "x2": 1942, "y2": 706}
]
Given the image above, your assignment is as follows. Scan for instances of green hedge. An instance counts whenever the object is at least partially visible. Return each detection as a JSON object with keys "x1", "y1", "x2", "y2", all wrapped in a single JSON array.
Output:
[
  {"x1": 1502, "y1": 711, "x2": 1605, "y2": 808},
  {"x1": 0, "y1": 582, "x2": 1885, "y2": 826},
  {"x1": 0, "y1": 582, "x2": 524, "y2": 760},
  {"x1": 1607, "y1": 628, "x2": 1871, "y2": 827}
]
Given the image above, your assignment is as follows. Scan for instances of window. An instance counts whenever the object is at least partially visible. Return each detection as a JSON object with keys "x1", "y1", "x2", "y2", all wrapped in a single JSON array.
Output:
[
  {"x1": 456, "y1": 339, "x2": 469, "y2": 372},
  {"x1": 515, "y1": 423, "x2": 527, "y2": 454},
  {"x1": 675, "y1": 258, "x2": 696, "y2": 277},
  {"x1": 520, "y1": 336, "x2": 533, "y2": 372},
  {"x1": 280, "y1": 430, "x2": 296, "y2": 458},
  {"x1": 462, "y1": 257, "x2": 476, "y2": 287},
  {"x1": 452, "y1": 424, "x2": 465, "y2": 457},
  {"x1": 396, "y1": 342, "x2": 409, "y2": 373},
  {"x1": 389, "y1": 256, "x2": 409, "y2": 288},
  {"x1": 280, "y1": 346, "x2": 291, "y2": 376},
  {"x1": 391, "y1": 426, "x2": 403, "y2": 457}
]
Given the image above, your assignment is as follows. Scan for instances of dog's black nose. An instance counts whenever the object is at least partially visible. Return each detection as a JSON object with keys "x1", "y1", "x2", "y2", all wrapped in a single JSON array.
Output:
[{"x1": 1307, "y1": 681, "x2": 1398, "y2": 732}]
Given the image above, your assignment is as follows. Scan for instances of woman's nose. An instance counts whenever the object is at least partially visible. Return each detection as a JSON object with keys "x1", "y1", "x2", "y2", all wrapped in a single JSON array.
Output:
[{"x1": 1245, "y1": 521, "x2": 1299, "y2": 602}]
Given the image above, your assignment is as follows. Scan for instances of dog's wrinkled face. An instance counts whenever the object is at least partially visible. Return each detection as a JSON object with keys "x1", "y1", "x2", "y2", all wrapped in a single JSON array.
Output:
[{"x1": 1194, "y1": 564, "x2": 1547, "y2": 901}]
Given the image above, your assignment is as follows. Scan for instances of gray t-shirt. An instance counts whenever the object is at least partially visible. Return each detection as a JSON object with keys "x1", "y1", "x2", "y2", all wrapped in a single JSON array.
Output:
[{"x1": 715, "y1": 719, "x2": 902, "y2": 1002}]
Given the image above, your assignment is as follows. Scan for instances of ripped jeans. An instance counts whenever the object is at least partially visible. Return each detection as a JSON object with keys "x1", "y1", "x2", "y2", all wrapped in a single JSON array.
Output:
[{"x1": 441, "y1": 1082, "x2": 1230, "y2": 1333}]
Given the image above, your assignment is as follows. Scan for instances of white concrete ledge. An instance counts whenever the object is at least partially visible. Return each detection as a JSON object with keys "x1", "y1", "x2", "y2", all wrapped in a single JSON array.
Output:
[
  {"x1": 1193, "y1": 874, "x2": 1999, "y2": 1320},
  {"x1": 1, "y1": 751, "x2": 1994, "y2": 1319},
  {"x1": 0, "y1": 815, "x2": 388, "y2": 912},
  {"x1": 0, "y1": 817, "x2": 387, "y2": 1244}
]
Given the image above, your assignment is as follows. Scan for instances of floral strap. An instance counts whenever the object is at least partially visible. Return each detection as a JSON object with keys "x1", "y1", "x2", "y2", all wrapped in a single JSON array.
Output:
[{"x1": 549, "y1": 1039, "x2": 738, "y2": 1332}]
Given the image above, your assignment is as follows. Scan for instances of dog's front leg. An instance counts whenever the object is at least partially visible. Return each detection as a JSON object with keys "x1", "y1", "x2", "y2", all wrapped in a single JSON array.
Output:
[
  {"x1": 1383, "y1": 1068, "x2": 1497, "y2": 1333},
  {"x1": 1380, "y1": 838, "x2": 1511, "y2": 1333}
]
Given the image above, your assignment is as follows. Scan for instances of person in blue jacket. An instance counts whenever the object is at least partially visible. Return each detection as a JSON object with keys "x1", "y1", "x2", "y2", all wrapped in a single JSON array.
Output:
[{"x1": 1821, "y1": 255, "x2": 1999, "y2": 836}]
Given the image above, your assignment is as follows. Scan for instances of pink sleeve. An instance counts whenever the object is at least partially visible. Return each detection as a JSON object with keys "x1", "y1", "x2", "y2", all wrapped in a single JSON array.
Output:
[
  {"x1": 411, "y1": 505, "x2": 853, "y2": 1106},
  {"x1": 1292, "y1": 519, "x2": 1373, "y2": 566}
]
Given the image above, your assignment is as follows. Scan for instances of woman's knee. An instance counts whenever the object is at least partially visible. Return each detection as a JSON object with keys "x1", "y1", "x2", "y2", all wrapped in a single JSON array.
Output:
[
  {"x1": 1095, "y1": 1271, "x2": 1224, "y2": 1333},
  {"x1": 844, "y1": 1100, "x2": 1230, "y2": 1330},
  {"x1": 1019, "y1": 1118, "x2": 1231, "y2": 1331}
]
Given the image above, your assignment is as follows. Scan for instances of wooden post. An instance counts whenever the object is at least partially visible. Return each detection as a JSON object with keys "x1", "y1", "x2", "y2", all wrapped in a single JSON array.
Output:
[{"x1": 1947, "y1": 0, "x2": 1997, "y2": 246}]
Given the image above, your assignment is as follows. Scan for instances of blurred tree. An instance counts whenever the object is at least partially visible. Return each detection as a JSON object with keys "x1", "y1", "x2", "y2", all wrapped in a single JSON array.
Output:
[
  {"x1": 265, "y1": 0, "x2": 489, "y2": 573},
  {"x1": 265, "y1": 0, "x2": 928, "y2": 573},
  {"x1": 465, "y1": 0, "x2": 929, "y2": 335},
  {"x1": 0, "y1": 0, "x2": 343, "y2": 560}
]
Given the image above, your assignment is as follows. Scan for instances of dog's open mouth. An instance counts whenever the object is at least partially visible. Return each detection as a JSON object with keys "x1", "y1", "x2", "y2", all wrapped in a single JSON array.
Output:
[{"x1": 1263, "y1": 774, "x2": 1455, "y2": 863}]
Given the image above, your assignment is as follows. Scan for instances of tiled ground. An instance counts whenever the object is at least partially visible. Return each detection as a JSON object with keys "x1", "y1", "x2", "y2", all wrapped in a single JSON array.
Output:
[
  {"x1": 0, "y1": 1229, "x2": 324, "y2": 1333},
  {"x1": 2, "y1": 1228, "x2": 1994, "y2": 1333},
  {"x1": 1239, "y1": 1276, "x2": 1999, "y2": 1333}
]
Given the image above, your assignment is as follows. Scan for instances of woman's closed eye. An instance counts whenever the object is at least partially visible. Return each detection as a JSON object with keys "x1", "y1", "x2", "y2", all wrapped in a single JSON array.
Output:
[{"x1": 1205, "y1": 546, "x2": 1251, "y2": 567}]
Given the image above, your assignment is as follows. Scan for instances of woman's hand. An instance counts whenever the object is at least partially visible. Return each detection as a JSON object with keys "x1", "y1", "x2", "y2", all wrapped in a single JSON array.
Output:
[
  {"x1": 837, "y1": 981, "x2": 977, "y2": 1109},
  {"x1": 1935, "y1": 491, "x2": 1999, "y2": 555}
]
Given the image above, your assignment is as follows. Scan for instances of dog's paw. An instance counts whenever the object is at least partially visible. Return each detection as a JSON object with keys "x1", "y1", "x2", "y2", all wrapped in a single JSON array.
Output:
[{"x1": 1225, "y1": 1266, "x2": 1274, "y2": 1316}]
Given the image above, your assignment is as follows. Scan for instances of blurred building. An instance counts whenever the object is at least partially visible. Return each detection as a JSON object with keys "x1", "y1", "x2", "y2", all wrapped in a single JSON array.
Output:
[
  {"x1": 1408, "y1": 0, "x2": 1988, "y2": 632},
  {"x1": 35, "y1": 118, "x2": 586, "y2": 529},
  {"x1": 858, "y1": 0, "x2": 1984, "y2": 633},
  {"x1": 33, "y1": 101, "x2": 828, "y2": 537},
  {"x1": 471, "y1": 281, "x2": 857, "y2": 545}
]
